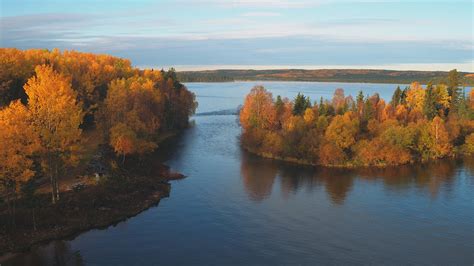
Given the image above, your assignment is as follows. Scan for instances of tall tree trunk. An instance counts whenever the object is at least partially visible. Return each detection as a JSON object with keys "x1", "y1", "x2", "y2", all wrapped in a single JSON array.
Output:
[
  {"x1": 56, "y1": 179, "x2": 60, "y2": 201},
  {"x1": 50, "y1": 173, "x2": 56, "y2": 204},
  {"x1": 55, "y1": 161, "x2": 60, "y2": 201},
  {"x1": 12, "y1": 190, "x2": 16, "y2": 228},
  {"x1": 51, "y1": 161, "x2": 60, "y2": 203},
  {"x1": 32, "y1": 208, "x2": 37, "y2": 231},
  {"x1": 6, "y1": 190, "x2": 12, "y2": 228},
  {"x1": 49, "y1": 152, "x2": 56, "y2": 204}
]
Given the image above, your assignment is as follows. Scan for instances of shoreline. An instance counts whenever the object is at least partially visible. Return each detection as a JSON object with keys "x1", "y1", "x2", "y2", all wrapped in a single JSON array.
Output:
[
  {"x1": 0, "y1": 128, "x2": 187, "y2": 258},
  {"x1": 0, "y1": 169, "x2": 184, "y2": 258},
  {"x1": 183, "y1": 79, "x2": 413, "y2": 85},
  {"x1": 242, "y1": 145, "x2": 462, "y2": 169}
]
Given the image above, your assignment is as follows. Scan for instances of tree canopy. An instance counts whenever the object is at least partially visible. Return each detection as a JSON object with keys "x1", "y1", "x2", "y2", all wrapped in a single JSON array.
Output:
[{"x1": 239, "y1": 78, "x2": 474, "y2": 167}]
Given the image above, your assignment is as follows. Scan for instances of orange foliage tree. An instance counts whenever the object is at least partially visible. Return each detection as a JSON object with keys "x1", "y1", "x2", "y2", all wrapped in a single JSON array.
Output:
[
  {"x1": 101, "y1": 70, "x2": 196, "y2": 161},
  {"x1": 240, "y1": 86, "x2": 277, "y2": 130},
  {"x1": 325, "y1": 112, "x2": 359, "y2": 150},
  {"x1": 0, "y1": 101, "x2": 40, "y2": 217}
]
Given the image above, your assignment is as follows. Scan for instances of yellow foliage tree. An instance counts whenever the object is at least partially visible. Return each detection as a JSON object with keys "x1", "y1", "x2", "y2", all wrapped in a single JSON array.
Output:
[
  {"x1": 325, "y1": 112, "x2": 359, "y2": 150},
  {"x1": 303, "y1": 108, "x2": 316, "y2": 125},
  {"x1": 102, "y1": 76, "x2": 162, "y2": 158},
  {"x1": 406, "y1": 82, "x2": 425, "y2": 112},
  {"x1": 24, "y1": 65, "x2": 84, "y2": 203},
  {"x1": 430, "y1": 116, "x2": 452, "y2": 158},
  {"x1": 0, "y1": 101, "x2": 40, "y2": 206},
  {"x1": 395, "y1": 104, "x2": 408, "y2": 123},
  {"x1": 434, "y1": 84, "x2": 451, "y2": 109},
  {"x1": 416, "y1": 117, "x2": 452, "y2": 160}
]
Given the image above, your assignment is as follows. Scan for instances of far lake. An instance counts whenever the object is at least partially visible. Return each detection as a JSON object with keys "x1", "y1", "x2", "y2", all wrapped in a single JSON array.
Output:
[{"x1": 5, "y1": 82, "x2": 474, "y2": 265}]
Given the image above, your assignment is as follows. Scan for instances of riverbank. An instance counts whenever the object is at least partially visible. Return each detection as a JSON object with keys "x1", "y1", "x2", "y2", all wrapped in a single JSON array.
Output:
[
  {"x1": 0, "y1": 127, "x2": 186, "y2": 257},
  {"x1": 0, "y1": 165, "x2": 184, "y2": 256},
  {"x1": 242, "y1": 145, "x2": 467, "y2": 169}
]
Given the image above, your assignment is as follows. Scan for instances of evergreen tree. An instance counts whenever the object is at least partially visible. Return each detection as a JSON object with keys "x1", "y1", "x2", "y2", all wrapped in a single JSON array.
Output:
[
  {"x1": 391, "y1": 86, "x2": 402, "y2": 106},
  {"x1": 363, "y1": 96, "x2": 374, "y2": 122},
  {"x1": 293, "y1": 93, "x2": 310, "y2": 115},
  {"x1": 275, "y1": 95, "x2": 284, "y2": 115},
  {"x1": 423, "y1": 82, "x2": 437, "y2": 119},
  {"x1": 356, "y1": 91, "x2": 364, "y2": 115},
  {"x1": 457, "y1": 89, "x2": 470, "y2": 118},
  {"x1": 400, "y1": 86, "x2": 409, "y2": 104},
  {"x1": 447, "y1": 69, "x2": 462, "y2": 115},
  {"x1": 319, "y1": 97, "x2": 327, "y2": 116},
  {"x1": 305, "y1": 97, "x2": 312, "y2": 109}
]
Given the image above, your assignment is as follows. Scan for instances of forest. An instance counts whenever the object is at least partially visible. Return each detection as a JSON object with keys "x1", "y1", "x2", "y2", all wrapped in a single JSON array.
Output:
[
  {"x1": 0, "y1": 48, "x2": 197, "y2": 231},
  {"x1": 178, "y1": 69, "x2": 474, "y2": 85},
  {"x1": 240, "y1": 70, "x2": 474, "y2": 167}
]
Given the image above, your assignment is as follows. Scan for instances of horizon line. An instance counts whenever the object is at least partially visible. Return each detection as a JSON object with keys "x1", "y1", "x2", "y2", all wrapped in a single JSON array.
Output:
[{"x1": 138, "y1": 63, "x2": 474, "y2": 73}]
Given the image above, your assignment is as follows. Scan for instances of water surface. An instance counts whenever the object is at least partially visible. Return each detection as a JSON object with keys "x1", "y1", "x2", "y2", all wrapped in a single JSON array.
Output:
[{"x1": 5, "y1": 82, "x2": 474, "y2": 265}]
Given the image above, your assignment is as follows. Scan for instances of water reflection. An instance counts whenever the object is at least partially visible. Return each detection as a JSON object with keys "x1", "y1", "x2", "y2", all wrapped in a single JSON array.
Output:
[
  {"x1": 4, "y1": 241, "x2": 83, "y2": 266},
  {"x1": 240, "y1": 151, "x2": 472, "y2": 204},
  {"x1": 240, "y1": 153, "x2": 277, "y2": 202}
]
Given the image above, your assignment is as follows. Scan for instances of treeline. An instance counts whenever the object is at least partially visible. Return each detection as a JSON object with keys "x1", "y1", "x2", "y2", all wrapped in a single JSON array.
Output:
[
  {"x1": 178, "y1": 69, "x2": 474, "y2": 85},
  {"x1": 240, "y1": 70, "x2": 474, "y2": 167},
  {"x1": 0, "y1": 48, "x2": 197, "y2": 210},
  {"x1": 177, "y1": 71, "x2": 234, "y2": 82}
]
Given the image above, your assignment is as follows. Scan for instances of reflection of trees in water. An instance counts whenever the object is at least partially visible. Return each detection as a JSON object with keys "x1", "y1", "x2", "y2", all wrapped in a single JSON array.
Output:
[
  {"x1": 463, "y1": 156, "x2": 474, "y2": 177},
  {"x1": 240, "y1": 154, "x2": 277, "y2": 201},
  {"x1": 5, "y1": 240, "x2": 83, "y2": 266},
  {"x1": 240, "y1": 151, "x2": 469, "y2": 204},
  {"x1": 357, "y1": 159, "x2": 461, "y2": 199},
  {"x1": 240, "y1": 152, "x2": 355, "y2": 205},
  {"x1": 278, "y1": 165, "x2": 317, "y2": 199},
  {"x1": 317, "y1": 169, "x2": 354, "y2": 205}
]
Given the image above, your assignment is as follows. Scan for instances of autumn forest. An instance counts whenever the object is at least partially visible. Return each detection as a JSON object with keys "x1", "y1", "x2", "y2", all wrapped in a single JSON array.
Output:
[
  {"x1": 0, "y1": 48, "x2": 197, "y2": 240},
  {"x1": 240, "y1": 73, "x2": 474, "y2": 167},
  {"x1": 1, "y1": 48, "x2": 473, "y2": 261},
  {"x1": 2, "y1": 0, "x2": 474, "y2": 263}
]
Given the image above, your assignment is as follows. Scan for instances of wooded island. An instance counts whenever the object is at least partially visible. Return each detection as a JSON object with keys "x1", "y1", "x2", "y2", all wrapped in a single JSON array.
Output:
[{"x1": 239, "y1": 73, "x2": 474, "y2": 167}]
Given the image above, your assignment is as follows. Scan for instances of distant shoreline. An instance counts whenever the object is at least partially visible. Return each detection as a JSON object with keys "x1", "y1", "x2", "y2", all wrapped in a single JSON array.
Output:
[
  {"x1": 184, "y1": 79, "x2": 412, "y2": 85},
  {"x1": 177, "y1": 69, "x2": 474, "y2": 86}
]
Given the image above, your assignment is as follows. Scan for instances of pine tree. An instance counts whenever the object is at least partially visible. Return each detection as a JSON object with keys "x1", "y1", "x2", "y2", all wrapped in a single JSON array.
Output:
[
  {"x1": 293, "y1": 93, "x2": 310, "y2": 115},
  {"x1": 363, "y1": 96, "x2": 374, "y2": 122},
  {"x1": 275, "y1": 95, "x2": 284, "y2": 116},
  {"x1": 319, "y1": 97, "x2": 327, "y2": 116},
  {"x1": 447, "y1": 69, "x2": 462, "y2": 115},
  {"x1": 356, "y1": 91, "x2": 364, "y2": 116},
  {"x1": 391, "y1": 86, "x2": 402, "y2": 106},
  {"x1": 423, "y1": 82, "x2": 437, "y2": 119}
]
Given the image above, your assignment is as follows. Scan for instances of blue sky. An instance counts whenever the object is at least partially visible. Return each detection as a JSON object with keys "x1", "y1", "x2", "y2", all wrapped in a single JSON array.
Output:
[{"x1": 1, "y1": 0, "x2": 473, "y2": 71}]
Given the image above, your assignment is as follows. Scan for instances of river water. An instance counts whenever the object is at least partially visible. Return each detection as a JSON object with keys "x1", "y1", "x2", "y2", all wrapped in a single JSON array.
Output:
[{"x1": 4, "y1": 82, "x2": 474, "y2": 265}]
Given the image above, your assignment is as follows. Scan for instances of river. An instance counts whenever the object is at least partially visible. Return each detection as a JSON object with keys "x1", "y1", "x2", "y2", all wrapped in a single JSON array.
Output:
[{"x1": 4, "y1": 81, "x2": 474, "y2": 265}]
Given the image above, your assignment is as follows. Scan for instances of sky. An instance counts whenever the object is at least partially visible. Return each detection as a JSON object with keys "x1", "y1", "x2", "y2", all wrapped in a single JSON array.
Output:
[{"x1": 1, "y1": 0, "x2": 473, "y2": 71}]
